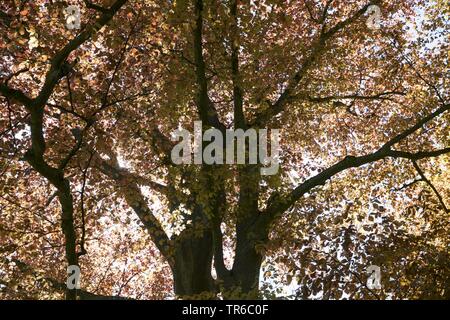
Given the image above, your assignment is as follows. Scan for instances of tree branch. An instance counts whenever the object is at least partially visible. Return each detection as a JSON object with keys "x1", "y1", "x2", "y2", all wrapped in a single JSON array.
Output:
[
  {"x1": 192, "y1": 0, "x2": 226, "y2": 131},
  {"x1": 0, "y1": 84, "x2": 33, "y2": 107},
  {"x1": 212, "y1": 222, "x2": 231, "y2": 282},
  {"x1": 84, "y1": 0, "x2": 111, "y2": 14},
  {"x1": 1, "y1": 258, "x2": 131, "y2": 300}
]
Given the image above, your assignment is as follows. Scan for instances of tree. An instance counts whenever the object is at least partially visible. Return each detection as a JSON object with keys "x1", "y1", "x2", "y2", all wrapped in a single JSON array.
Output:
[{"x1": 0, "y1": 0, "x2": 448, "y2": 300}]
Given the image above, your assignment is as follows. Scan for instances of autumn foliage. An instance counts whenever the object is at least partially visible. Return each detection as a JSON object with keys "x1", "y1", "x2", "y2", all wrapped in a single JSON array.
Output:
[{"x1": 0, "y1": 0, "x2": 449, "y2": 300}]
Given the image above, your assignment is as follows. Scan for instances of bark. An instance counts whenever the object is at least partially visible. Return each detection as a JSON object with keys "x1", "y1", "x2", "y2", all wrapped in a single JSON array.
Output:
[
  {"x1": 3, "y1": 0, "x2": 448, "y2": 301},
  {"x1": 0, "y1": 0, "x2": 128, "y2": 300}
]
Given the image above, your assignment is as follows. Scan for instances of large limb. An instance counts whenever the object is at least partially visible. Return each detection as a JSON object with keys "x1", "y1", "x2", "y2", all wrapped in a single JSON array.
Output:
[
  {"x1": 92, "y1": 151, "x2": 174, "y2": 266},
  {"x1": 300, "y1": 91, "x2": 405, "y2": 104},
  {"x1": 263, "y1": 103, "x2": 450, "y2": 223},
  {"x1": 412, "y1": 160, "x2": 448, "y2": 212},
  {"x1": 164, "y1": 1, "x2": 230, "y2": 294}
]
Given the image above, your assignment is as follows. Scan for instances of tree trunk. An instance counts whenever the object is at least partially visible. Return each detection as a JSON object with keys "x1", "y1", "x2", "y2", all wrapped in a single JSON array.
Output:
[
  {"x1": 172, "y1": 226, "x2": 215, "y2": 297},
  {"x1": 232, "y1": 226, "x2": 265, "y2": 297}
]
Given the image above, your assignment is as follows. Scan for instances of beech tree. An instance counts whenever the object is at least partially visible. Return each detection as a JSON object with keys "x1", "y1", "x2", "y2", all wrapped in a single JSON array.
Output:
[{"x1": 0, "y1": 0, "x2": 448, "y2": 300}]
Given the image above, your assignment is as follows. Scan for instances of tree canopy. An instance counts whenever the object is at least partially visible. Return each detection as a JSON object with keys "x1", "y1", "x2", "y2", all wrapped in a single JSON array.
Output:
[{"x1": 0, "y1": 0, "x2": 448, "y2": 300}]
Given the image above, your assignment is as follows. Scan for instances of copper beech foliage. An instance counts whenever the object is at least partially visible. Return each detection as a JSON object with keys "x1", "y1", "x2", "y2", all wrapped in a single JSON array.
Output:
[{"x1": 0, "y1": 0, "x2": 448, "y2": 300}]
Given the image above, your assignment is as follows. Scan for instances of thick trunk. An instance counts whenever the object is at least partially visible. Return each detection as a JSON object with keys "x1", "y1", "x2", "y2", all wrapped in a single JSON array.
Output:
[
  {"x1": 171, "y1": 231, "x2": 264, "y2": 299},
  {"x1": 172, "y1": 228, "x2": 215, "y2": 297}
]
